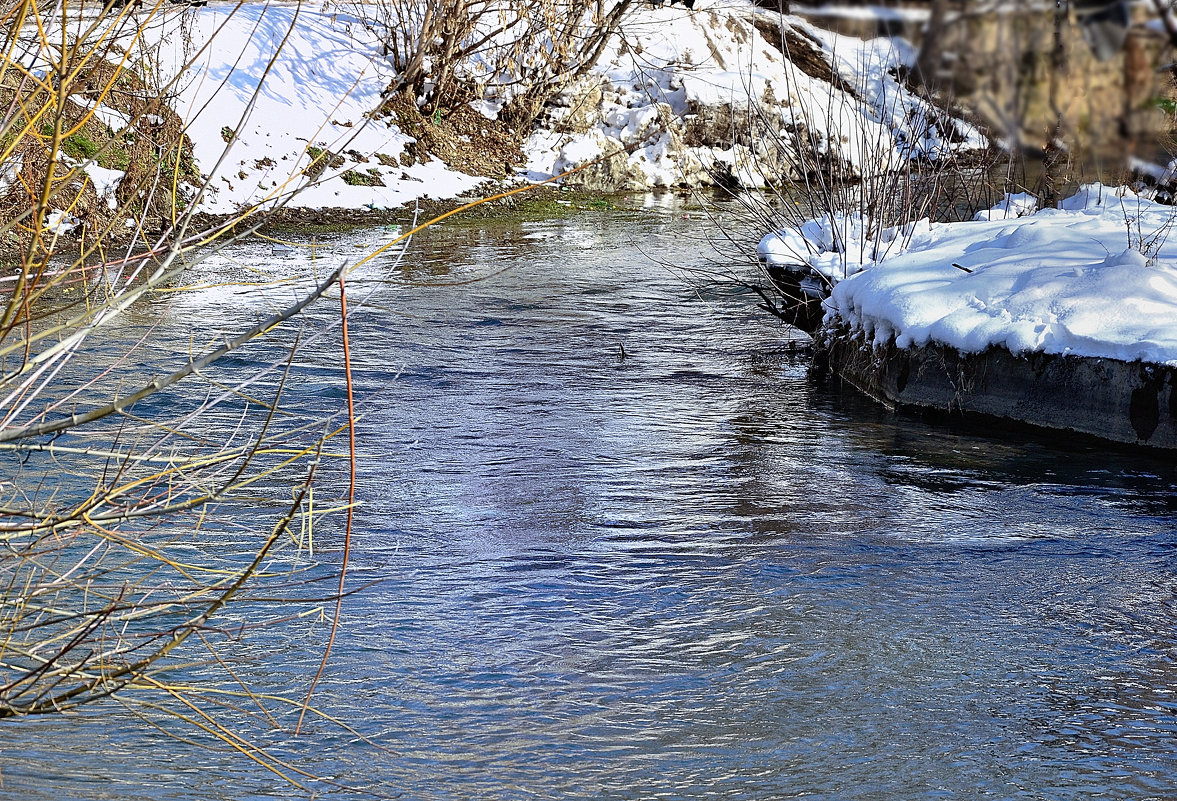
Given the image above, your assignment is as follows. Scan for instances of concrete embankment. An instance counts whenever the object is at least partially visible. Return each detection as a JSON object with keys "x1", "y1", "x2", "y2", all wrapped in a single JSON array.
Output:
[{"x1": 814, "y1": 326, "x2": 1177, "y2": 451}]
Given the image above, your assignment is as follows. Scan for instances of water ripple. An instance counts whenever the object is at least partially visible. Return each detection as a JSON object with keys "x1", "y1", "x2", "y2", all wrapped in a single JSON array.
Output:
[{"x1": 10, "y1": 199, "x2": 1177, "y2": 800}]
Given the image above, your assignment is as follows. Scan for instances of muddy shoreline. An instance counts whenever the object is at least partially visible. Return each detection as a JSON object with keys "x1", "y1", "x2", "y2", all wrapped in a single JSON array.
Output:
[{"x1": 0, "y1": 184, "x2": 636, "y2": 259}]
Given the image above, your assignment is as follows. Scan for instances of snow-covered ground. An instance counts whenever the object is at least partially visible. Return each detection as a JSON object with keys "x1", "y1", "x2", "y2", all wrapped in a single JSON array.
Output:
[
  {"x1": 169, "y1": 4, "x2": 484, "y2": 213},
  {"x1": 525, "y1": 1, "x2": 983, "y2": 189},
  {"x1": 18, "y1": 3, "x2": 485, "y2": 215},
  {"x1": 760, "y1": 185, "x2": 1177, "y2": 365},
  {"x1": 134, "y1": 0, "x2": 981, "y2": 211}
]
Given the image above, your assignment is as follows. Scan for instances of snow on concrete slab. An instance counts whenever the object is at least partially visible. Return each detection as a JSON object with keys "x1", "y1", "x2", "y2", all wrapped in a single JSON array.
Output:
[{"x1": 770, "y1": 184, "x2": 1177, "y2": 365}]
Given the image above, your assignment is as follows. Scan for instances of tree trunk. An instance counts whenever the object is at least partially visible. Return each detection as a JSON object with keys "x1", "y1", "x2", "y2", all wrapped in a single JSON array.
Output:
[{"x1": 915, "y1": 0, "x2": 949, "y2": 93}]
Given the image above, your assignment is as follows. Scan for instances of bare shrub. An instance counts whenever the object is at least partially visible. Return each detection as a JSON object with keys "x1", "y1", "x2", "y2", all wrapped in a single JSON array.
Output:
[
  {"x1": 670, "y1": 5, "x2": 998, "y2": 330},
  {"x1": 350, "y1": 0, "x2": 634, "y2": 127},
  {"x1": 0, "y1": 1, "x2": 371, "y2": 774}
]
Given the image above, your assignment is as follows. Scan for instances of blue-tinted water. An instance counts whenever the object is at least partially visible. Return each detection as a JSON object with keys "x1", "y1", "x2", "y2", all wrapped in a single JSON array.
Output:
[{"x1": 5, "y1": 197, "x2": 1177, "y2": 799}]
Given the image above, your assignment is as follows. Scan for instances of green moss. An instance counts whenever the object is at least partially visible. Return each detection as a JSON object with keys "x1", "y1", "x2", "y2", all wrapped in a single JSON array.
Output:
[
  {"x1": 158, "y1": 148, "x2": 196, "y2": 179},
  {"x1": 1146, "y1": 96, "x2": 1177, "y2": 115},
  {"x1": 391, "y1": 108, "x2": 425, "y2": 138},
  {"x1": 61, "y1": 134, "x2": 99, "y2": 161},
  {"x1": 305, "y1": 146, "x2": 326, "y2": 178},
  {"x1": 305, "y1": 146, "x2": 346, "y2": 178},
  {"x1": 36, "y1": 116, "x2": 136, "y2": 169},
  {"x1": 341, "y1": 168, "x2": 384, "y2": 187},
  {"x1": 254, "y1": 188, "x2": 636, "y2": 239},
  {"x1": 103, "y1": 148, "x2": 130, "y2": 170},
  {"x1": 264, "y1": 221, "x2": 364, "y2": 235},
  {"x1": 436, "y1": 191, "x2": 629, "y2": 226}
]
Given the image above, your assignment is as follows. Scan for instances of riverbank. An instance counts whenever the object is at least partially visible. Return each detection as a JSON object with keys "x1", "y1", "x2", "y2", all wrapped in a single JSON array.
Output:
[
  {"x1": 188, "y1": 186, "x2": 634, "y2": 242},
  {"x1": 2, "y1": 0, "x2": 993, "y2": 252},
  {"x1": 117, "y1": 0, "x2": 987, "y2": 215},
  {"x1": 761, "y1": 184, "x2": 1177, "y2": 450}
]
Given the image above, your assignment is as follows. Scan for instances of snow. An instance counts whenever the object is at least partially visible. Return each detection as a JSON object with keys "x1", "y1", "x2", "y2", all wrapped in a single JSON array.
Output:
[
  {"x1": 1128, "y1": 155, "x2": 1177, "y2": 195},
  {"x1": 812, "y1": 28, "x2": 986, "y2": 159},
  {"x1": 0, "y1": 153, "x2": 21, "y2": 195},
  {"x1": 81, "y1": 164, "x2": 125, "y2": 209},
  {"x1": 524, "y1": 0, "x2": 983, "y2": 188},
  {"x1": 44, "y1": 210, "x2": 80, "y2": 234},
  {"x1": 973, "y1": 191, "x2": 1037, "y2": 221},
  {"x1": 164, "y1": 4, "x2": 483, "y2": 213},
  {"x1": 765, "y1": 184, "x2": 1177, "y2": 365},
  {"x1": 69, "y1": 96, "x2": 132, "y2": 132}
]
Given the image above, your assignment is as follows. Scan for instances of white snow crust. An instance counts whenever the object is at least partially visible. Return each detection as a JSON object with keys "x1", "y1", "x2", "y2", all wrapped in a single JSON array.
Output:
[{"x1": 763, "y1": 184, "x2": 1177, "y2": 365}]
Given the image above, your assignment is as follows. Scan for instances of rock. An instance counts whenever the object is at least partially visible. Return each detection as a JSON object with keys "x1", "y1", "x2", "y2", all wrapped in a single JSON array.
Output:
[
  {"x1": 526, "y1": 7, "x2": 963, "y2": 193},
  {"x1": 546, "y1": 77, "x2": 609, "y2": 135}
]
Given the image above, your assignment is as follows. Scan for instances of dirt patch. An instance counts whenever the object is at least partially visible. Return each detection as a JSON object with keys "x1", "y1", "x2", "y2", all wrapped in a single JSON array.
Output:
[
  {"x1": 376, "y1": 92, "x2": 523, "y2": 178},
  {"x1": 0, "y1": 57, "x2": 199, "y2": 254}
]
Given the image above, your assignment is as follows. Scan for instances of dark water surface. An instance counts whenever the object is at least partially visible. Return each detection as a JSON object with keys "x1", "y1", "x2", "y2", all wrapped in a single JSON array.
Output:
[{"x1": 6, "y1": 197, "x2": 1177, "y2": 799}]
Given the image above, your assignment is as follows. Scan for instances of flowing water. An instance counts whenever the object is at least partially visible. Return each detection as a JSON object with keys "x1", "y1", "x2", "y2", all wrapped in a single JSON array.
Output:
[{"x1": 6, "y1": 196, "x2": 1177, "y2": 800}]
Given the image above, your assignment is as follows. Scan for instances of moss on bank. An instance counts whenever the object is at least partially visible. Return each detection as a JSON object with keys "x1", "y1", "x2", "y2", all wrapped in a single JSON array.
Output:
[
  {"x1": 0, "y1": 58, "x2": 200, "y2": 255},
  {"x1": 222, "y1": 185, "x2": 634, "y2": 237}
]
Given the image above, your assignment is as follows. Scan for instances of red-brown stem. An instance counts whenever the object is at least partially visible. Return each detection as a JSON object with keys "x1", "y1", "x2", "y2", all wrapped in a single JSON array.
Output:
[{"x1": 295, "y1": 273, "x2": 356, "y2": 735}]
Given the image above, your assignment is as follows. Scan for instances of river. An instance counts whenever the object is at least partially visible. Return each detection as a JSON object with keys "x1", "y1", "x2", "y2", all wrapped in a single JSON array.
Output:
[{"x1": 6, "y1": 195, "x2": 1177, "y2": 799}]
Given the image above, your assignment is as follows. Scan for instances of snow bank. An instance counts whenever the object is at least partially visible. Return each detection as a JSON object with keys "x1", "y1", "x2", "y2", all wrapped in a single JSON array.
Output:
[
  {"x1": 803, "y1": 185, "x2": 1177, "y2": 365},
  {"x1": 169, "y1": 4, "x2": 483, "y2": 213},
  {"x1": 525, "y1": 0, "x2": 983, "y2": 189},
  {"x1": 28, "y1": 0, "x2": 982, "y2": 212}
]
